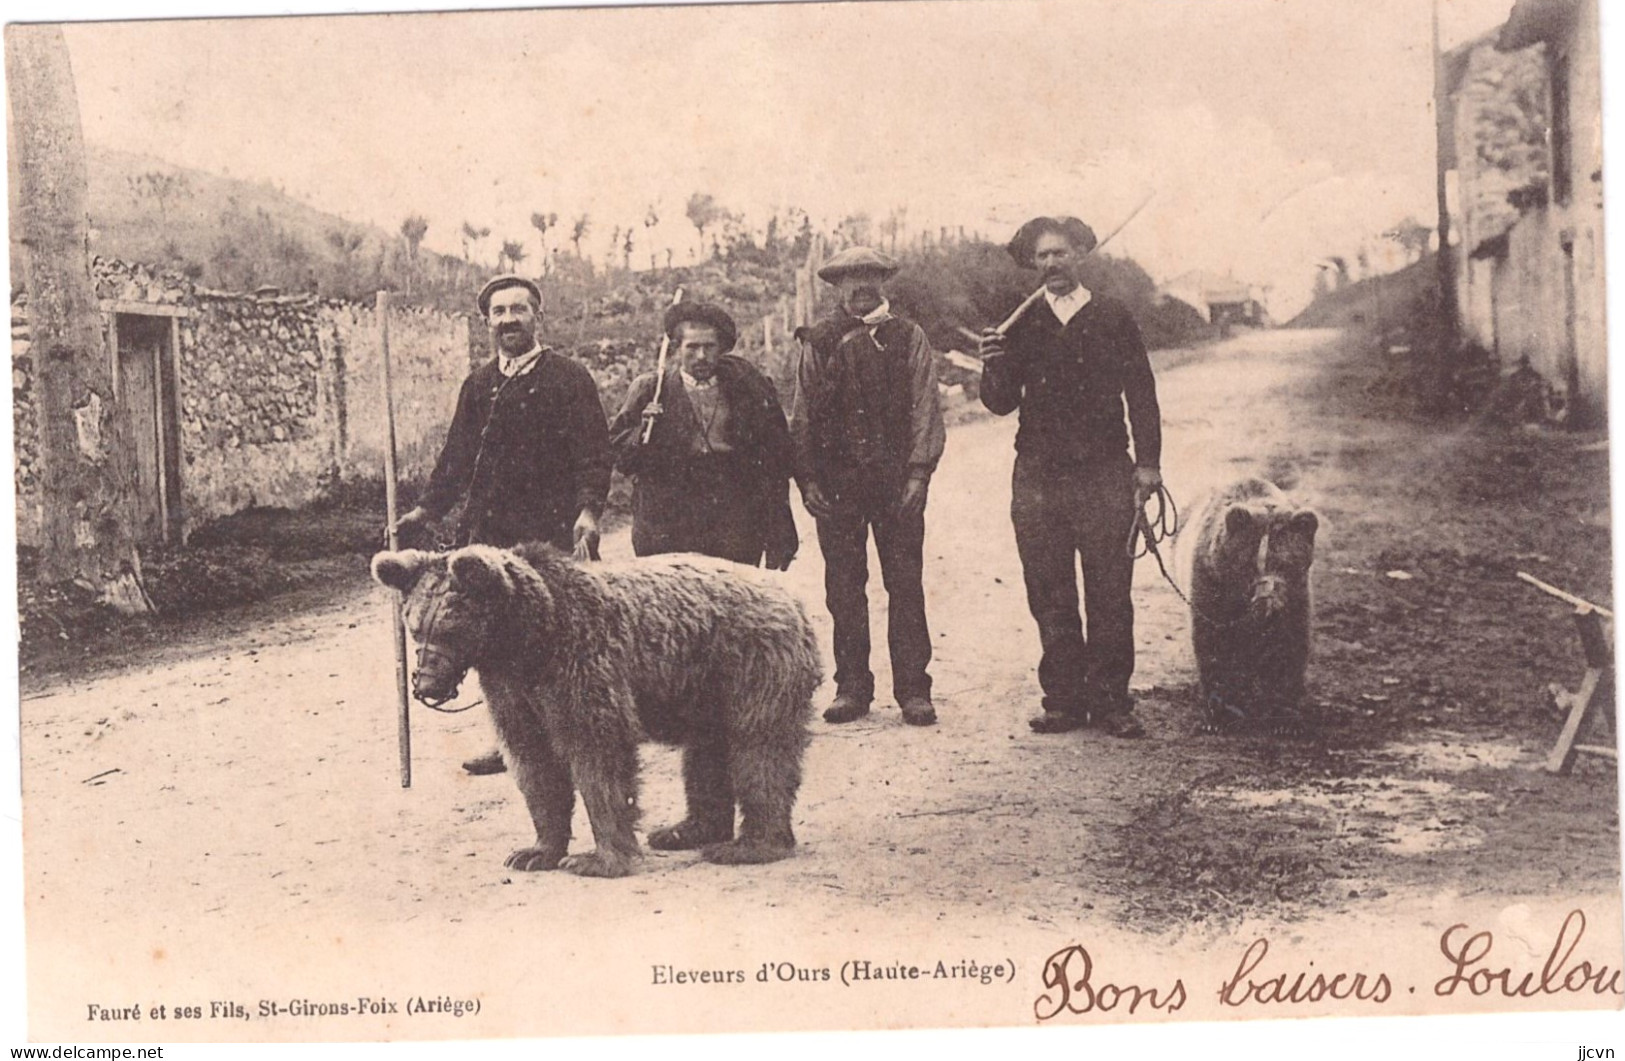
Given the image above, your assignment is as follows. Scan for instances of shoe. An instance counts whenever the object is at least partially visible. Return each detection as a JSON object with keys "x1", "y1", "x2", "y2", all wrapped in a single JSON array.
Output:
[
  {"x1": 899, "y1": 696, "x2": 937, "y2": 727},
  {"x1": 1095, "y1": 712, "x2": 1146, "y2": 739},
  {"x1": 822, "y1": 691, "x2": 872, "y2": 724},
  {"x1": 462, "y1": 749, "x2": 507, "y2": 775},
  {"x1": 1028, "y1": 709, "x2": 1087, "y2": 734}
]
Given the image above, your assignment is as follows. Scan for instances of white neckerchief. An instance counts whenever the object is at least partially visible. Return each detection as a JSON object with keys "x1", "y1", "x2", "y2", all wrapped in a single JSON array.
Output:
[
  {"x1": 1044, "y1": 284, "x2": 1093, "y2": 326},
  {"x1": 498, "y1": 343, "x2": 543, "y2": 378},
  {"x1": 860, "y1": 300, "x2": 893, "y2": 328}
]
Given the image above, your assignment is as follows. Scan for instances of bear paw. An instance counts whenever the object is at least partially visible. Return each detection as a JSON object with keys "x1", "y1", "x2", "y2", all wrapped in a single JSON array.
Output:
[
  {"x1": 702, "y1": 839, "x2": 794, "y2": 865},
  {"x1": 504, "y1": 846, "x2": 566, "y2": 872},
  {"x1": 559, "y1": 850, "x2": 634, "y2": 878},
  {"x1": 648, "y1": 820, "x2": 734, "y2": 851}
]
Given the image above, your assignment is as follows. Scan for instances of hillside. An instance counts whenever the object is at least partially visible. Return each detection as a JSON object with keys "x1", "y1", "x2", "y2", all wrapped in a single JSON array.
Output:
[{"x1": 1287, "y1": 254, "x2": 1437, "y2": 331}]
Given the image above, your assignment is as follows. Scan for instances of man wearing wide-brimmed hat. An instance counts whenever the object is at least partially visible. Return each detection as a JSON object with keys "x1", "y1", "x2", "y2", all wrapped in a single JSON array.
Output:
[
  {"x1": 609, "y1": 300, "x2": 797, "y2": 569},
  {"x1": 392, "y1": 272, "x2": 613, "y2": 774},
  {"x1": 790, "y1": 247, "x2": 946, "y2": 728},
  {"x1": 979, "y1": 217, "x2": 1163, "y2": 739}
]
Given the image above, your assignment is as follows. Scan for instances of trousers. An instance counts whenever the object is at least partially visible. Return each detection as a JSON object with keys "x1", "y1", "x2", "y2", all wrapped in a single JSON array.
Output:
[
  {"x1": 814, "y1": 468, "x2": 931, "y2": 702},
  {"x1": 1010, "y1": 452, "x2": 1136, "y2": 715}
]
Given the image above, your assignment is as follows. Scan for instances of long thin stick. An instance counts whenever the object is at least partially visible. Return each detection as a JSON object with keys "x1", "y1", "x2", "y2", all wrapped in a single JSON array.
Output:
[
  {"x1": 379, "y1": 290, "x2": 412, "y2": 788},
  {"x1": 641, "y1": 287, "x2": 686, "y2": 443},
  {"x1": 1517, "y1": 571, "x2": 1614, "y2": 618}
]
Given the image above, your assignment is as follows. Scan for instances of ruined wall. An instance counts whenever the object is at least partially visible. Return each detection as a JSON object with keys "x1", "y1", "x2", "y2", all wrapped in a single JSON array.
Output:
[{"x1": 11, "y1": 301, "x2": 41, "y2": 547}]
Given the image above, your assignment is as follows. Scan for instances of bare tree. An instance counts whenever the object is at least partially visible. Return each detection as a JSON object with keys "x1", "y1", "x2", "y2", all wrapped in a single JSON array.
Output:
[
  {"x1": 460, "y1": 221, "x2": 491, "y2": 264},
  {"x1": 570, "y1": 214, "x2": 591, "y2": 258},
  {"x1": 499, "y1": 239, "x2": 527, "y2": 272},
  {"x1": 127, "y1": 170, "x2": 191, "y2": 227},
  {"x1": 621, "y1": 226, "x2": 635, "y2": 272},
  {"x1": 399, "y1": 214, "x2": 428, "y2": 294},
  {"x1": 529, "y1": 211, "x2": 557, "y2": 272},
  {"x1": 9, "y1": 25, "x2": 151, "y2": 612}
]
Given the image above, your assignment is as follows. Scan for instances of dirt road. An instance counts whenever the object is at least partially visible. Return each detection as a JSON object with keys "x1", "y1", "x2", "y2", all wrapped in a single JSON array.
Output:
[{"x1": 19, "y1": 326, "x2": 1621, "y2": 1039}]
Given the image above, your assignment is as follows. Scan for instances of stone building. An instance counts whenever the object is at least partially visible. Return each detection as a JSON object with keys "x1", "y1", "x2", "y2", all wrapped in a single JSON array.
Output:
[{"x1": 1440, "y1": 0, "x2": 1606, "y2": 427}]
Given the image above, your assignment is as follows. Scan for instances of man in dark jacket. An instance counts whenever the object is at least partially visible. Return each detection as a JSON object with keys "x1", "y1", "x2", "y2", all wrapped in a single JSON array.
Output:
[
  {"x1": 978, "y1": 217, "x2": 1163, "y2": 739},
  {"x1": 790, "y1": 247, "x2": 946, "y2": 727},
  {"x1": 393, "y1": 273, "x2": 612, "y2": 772},
  {"x1": 609, "y1": 301, "x2": 797, "y2": 569}
]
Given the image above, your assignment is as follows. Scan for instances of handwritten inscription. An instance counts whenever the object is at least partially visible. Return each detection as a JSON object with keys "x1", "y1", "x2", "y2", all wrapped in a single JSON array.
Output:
[
  {"x1": 1435, "y1": 909, "x2": 1624, "y2": 999},
  {"x1": 1034, "y1": 908, "x2": 1621, "y2": 1020},
  {"x1": 1218, "y1": 938, "x2": 1392, "y2": 1007},
  {"x1": 1034, "y1": 944, "x2": 1187, "y2": 1020}
]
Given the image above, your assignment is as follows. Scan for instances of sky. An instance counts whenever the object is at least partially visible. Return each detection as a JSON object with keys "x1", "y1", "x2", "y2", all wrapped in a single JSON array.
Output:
[{"x1": 23, "y1": 0, "x2": 1528, "y2": 316}]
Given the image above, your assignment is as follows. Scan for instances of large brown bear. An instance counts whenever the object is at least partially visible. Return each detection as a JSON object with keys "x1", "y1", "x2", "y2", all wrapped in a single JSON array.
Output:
[
  {"x1": 1179, "y1": 478, "x2": 1319, "y2": 734},
  {"x1": 371, "y1": 543, "x2": 821, "y2": 877}
]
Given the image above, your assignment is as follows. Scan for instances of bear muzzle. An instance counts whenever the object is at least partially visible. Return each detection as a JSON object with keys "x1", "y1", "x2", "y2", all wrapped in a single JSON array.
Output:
[{"x1": 412, "y1": 644, "x2": 469, "y2": 707}]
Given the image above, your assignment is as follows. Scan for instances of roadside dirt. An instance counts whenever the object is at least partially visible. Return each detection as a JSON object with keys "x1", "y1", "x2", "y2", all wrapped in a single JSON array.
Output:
[{"x1": 17, "y1": 325, "x2": 1620, "y2": 1033}]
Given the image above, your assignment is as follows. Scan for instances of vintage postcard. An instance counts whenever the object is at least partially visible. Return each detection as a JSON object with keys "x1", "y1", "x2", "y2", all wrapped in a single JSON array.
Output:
[{"x1": 4, "y1": 0, "x2": 1621, "y2": 1052}]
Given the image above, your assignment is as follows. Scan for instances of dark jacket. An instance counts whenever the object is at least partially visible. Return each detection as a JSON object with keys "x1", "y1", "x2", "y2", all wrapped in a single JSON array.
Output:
[
  {"x1": 788, "y1": 312, "x2": 946, "y2": 495},
  {"x1": 609, "y1": 355, "x2": 797, "y2": 564},
  {"x1": 980, "y1": 293, "x2": 1162, "y2": 471},
  {"x1": 420, "y1": 349, "x2": 612, "y2": 548}
]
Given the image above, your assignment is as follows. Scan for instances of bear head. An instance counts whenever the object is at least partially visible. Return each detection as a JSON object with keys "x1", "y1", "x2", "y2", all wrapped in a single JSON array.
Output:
[
  {"x1": 1214, "y1": 503, "x2": 1318, "y2": 622},
  {"x1": 371, "y1": 545, "x2": 549, "y2": 706}
]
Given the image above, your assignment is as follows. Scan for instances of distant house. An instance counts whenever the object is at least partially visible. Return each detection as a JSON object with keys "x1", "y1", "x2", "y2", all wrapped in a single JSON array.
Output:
[
  {"x1": 1158, "y1": 271, "x2": 1265, "y2": 327},
  {"x1": 1440, "y1": 0, "x2": 1605, "y2": 427}
]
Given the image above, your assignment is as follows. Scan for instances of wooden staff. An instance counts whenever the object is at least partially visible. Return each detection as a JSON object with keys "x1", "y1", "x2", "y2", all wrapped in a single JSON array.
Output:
[
  {"x1": 378, "y1": 289, "x2": 412, "y2": 788},
  {"x1": 1517, "y1": 571, "x2": 1614, "y2": 618},
  {"x1": 641, "y1": 287, "x2": 686, "y2": 443}
]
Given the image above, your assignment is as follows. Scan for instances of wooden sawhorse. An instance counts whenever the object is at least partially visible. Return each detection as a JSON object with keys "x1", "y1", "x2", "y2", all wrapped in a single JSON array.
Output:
[{"x1": 1518, "y1": 572, "x2": 1616, "y2": 774}]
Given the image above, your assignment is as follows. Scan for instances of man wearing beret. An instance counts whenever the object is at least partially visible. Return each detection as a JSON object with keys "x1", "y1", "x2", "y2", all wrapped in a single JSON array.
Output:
[
  {"x1": 609, "y1": 301, "x2": 798, "y2": 569},
  {"x1": 979, "y1": 217, "x2": 1163, "y2": 739},
  {"x1": 791, "y1": 247, "x2": 946, "y2": 727},
  {"x1": 393, "y1": 273, "x2": 613, "y2": 773}
]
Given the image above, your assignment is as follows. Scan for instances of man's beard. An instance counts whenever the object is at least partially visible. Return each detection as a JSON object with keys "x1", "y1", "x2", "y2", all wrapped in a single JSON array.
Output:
[
  {"x1": 844, "y1": 287, "x2": 883, "y2": 316},
  {"x1": 496, "y1": 325, "x2": 534, "y2": 354}
]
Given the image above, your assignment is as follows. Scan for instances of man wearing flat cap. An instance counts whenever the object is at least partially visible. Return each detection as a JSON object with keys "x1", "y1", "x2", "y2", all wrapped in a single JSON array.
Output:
[
  {"x1": 609, "y1": 300, "x2": 797, "y2": 569},
  {"x1": 393, "y1": 273, "x2": 613, "y2": 773},
  {"x1": 790, "y1": 247, "x2": 946, "y2": 727},
  {"x1": 979, "y1": 217, "x2": 1163, "y2": 739}
]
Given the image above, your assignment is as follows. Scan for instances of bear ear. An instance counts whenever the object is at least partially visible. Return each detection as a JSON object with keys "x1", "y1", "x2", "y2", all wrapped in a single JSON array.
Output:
[
  {"x1": 448, "y1": 545, "x2": 513, "y2": 598},
  {"x1": 1289, "y1": 510, "x2": 1319, "y2": 542},
  {"x1": 372, "y1": 550, "x2": 436, "y2": 593},
  {"x1": 1224, "y1": 506, "x2": 1255, "y2": 536}
]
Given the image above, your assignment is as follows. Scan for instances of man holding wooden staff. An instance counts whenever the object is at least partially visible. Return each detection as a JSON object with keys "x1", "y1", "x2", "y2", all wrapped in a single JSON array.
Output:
[
  {"x1": 791, "y1": 247, "x2": 946, "y2": 727},
  {"x1": 392, "y1": 273, "x2": 612, "y2": 774},
  {"x1": 978, "y1": 217, "x2": 1163, "y2": 739},
  {"x1": 608, "y1": 300, "x2": 798, "y2": 569}
]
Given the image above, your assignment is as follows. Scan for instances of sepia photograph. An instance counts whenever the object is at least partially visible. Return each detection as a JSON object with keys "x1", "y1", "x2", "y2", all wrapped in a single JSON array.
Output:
[{"x1": 3, "y1": 0, "x2": 1621, "y2": 1051}]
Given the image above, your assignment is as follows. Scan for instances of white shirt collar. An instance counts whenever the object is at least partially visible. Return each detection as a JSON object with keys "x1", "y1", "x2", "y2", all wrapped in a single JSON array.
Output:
[
  {"x1": 680, "y1": 368, "x2": 717, "y2": 391},
  {"x1": 1044, "y1": 284, "x2": 1093, "y2": 326},
  {"x1": 860, "y1": 299, "x2": 893, "y2": 327},
  {"x1": 498, "y1": 343, "x2": 543, "y2": 378}
]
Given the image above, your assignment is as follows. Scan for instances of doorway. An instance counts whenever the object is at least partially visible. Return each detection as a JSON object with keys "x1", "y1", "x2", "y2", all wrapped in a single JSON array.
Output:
[{"x1": 111, "y1": 311, "x2": 183, "y2": 543}]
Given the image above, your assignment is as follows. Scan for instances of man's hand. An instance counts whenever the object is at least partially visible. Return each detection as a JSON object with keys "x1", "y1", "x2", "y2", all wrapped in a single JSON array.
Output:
[
  {"x1": 977, "y1": 327, "x2": 1007, "y2": 360},
  {"x1": 1133, "y1": 466, "x2": 1163, "y2": 508},
  {"x1": 572, "y1": 509, "x2": 601, "y2": 561},
  {"x1": 800, "y1": 480, "x2": 835, "y2": 520},
  {"x1": 388, "y1": 506, "x2": 431, "y2": 546},
  {"x1": 896, "y1": 476, "x2": 929, "y2": 520}
]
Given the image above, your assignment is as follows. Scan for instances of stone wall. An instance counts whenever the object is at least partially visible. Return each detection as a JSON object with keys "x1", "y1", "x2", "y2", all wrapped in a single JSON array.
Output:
[
  {"x1": 12, "y1": 257, "x2": 481, "y2": 547},
  {"x1": 326, "y1": 301, "x2": 480, "y2": 488}
]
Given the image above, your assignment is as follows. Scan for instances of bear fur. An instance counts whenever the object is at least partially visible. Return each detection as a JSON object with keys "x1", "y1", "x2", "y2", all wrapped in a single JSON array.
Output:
[
  {"x1": 371, "y1": 543, "x2": 821, "y2": 877},
  {"x1": 1177, "y1": 477, "x2": 1318, "y2": 734}
]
